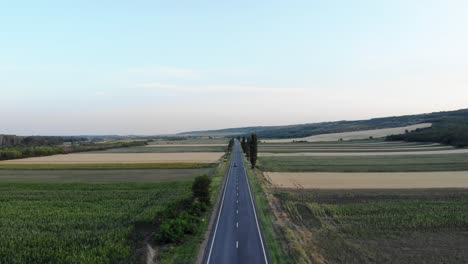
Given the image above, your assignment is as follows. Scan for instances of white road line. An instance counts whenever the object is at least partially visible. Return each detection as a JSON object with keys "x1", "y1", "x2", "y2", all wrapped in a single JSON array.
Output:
[
  {"x1": 205, "y1": 158, "x2": 233, "y2": 264},
  {"x1": 236, "y1": 222, "x2": 238, "y2": 228},
  {"x1": 244, "y1": 163, "x2": 269, "y2": 264},
  {"x1": 236, "y1": 241, "x2": 239, "y2": 248},
  {"x1": 236, "y1": 209, "x2": 238, "y2": 214}
]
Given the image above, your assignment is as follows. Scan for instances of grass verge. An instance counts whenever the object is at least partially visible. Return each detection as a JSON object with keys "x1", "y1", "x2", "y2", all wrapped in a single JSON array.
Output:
[{"x1": 244, "y1": 158, "x2": 292, "y2": 264}]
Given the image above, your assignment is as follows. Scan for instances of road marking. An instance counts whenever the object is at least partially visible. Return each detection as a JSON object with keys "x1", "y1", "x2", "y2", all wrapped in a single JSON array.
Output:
[
  {"x1": 237, "y1": 199, "x2": 238, "y2": 204},
  {"x1": 236, "y1": 222, "x2": 238, "y2": 228},
  {"x1": 236, "y1": 209, "x2": 238, "y2": 214},
  {"x1": 205, "y1": 157, "x2": 233, "y2": 264},
  {"x1": 236, "y1": 241, "x2": 238, "y2": 249},
  {"x1": 244, "y1": 163, "x2": 269, "y2": 264}
]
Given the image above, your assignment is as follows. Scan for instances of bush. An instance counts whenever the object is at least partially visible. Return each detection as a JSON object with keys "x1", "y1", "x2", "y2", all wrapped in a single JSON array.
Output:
[
  {"x1": 156, "y1": 212, "x2": 200, "y2": 243},
  {"x1": 192, "y1": 175, "x2": 212, "y2": 205},
  {"x1": 0, "y1": 149, "x2": 23, "y2": 159}
]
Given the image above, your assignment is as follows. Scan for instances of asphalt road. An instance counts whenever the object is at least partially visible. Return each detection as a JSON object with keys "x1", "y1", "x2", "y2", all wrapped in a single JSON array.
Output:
[{"x1": 204, "y1": 140, "x2": 268, "y2": 264}]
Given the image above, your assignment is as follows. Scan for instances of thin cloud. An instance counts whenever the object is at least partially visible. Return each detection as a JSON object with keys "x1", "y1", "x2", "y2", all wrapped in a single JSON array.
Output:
[
  {"x1": 137, "y1": 83, "x2": 311, "y2": 94},
  {"x1": 127, "y1": 66, "x2": 203, "y2": 79}
]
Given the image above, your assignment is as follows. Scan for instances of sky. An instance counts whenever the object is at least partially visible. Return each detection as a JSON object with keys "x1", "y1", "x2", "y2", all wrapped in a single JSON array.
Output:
[{"x1": 1, "y1": 0, "x2": 468, "y2": 135}]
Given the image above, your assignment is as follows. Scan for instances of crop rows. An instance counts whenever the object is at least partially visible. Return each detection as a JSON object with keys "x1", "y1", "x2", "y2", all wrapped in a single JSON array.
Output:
[{"x1": 0, "y1": 182, "x2": 191, "y2": 264}]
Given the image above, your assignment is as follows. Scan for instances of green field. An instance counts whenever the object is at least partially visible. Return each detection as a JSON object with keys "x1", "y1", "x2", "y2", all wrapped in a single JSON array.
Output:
[
  {"x1": 0, "y1": 163, "x2": 215, "y2": 170},
  {"x1": 258, "y1": 142, "x2": 452, "y2": 153},
  {"x1": 0, "y1": 168, "x2": 213, "y2": 183},
  {"x1": 94, "y1": 146, "x2": 226, "y2": 153},
  {"x1": 0, "y1": 139, "x2": 229, "y2": 263},
  {"x1": 258, "y1": 153, "x2": 468, "y2": 172},
  {"x1": 0, "y1": 182, "x2": 191, "y2": 263},
  {"x1": 273, "y1": 189, "x2": 468, "y2": 263}
]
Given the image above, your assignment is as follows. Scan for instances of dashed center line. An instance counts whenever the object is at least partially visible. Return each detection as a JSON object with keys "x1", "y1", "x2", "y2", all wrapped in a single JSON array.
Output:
[{"x1": 236, "y1": 241, "x2": 239, "y2": 249}]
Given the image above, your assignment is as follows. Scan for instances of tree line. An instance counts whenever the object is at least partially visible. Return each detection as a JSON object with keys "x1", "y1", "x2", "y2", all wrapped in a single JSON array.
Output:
[
  {"x1": 240, "y1": 133, "x2": 258, "y2": 169},
  {"x1": 0, "y1": 141, "x2": 148, "y2": 161},
  {"x1": 386, "y1": 121, "x2": 468, "y2": 148}
]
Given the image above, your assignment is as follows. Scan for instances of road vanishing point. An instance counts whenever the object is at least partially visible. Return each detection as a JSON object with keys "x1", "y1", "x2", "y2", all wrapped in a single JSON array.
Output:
[{"x1": 204, "y1": 140, "x2": 269, "y2": 264}]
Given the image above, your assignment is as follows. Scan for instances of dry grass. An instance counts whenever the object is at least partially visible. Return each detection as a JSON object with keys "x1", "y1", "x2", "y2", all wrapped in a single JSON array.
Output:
[
  {"x1": 0, "y1": 153, "x2": 224, "y2": 164},
  {"x1": 265, "y1": 171, "x2": 468, "y2": 189},
  {"x1": 266, "y1": 123, "x2": 432, "y2": 143}
]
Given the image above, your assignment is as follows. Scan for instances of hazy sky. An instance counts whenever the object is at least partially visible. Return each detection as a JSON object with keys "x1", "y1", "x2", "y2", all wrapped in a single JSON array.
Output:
[{"x1": 1, "y1": 0, "x2": 468, "y2": 135}]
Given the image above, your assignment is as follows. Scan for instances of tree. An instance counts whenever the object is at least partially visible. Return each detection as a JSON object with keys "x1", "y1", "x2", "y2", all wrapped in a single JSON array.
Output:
[
  {"x1": 249, "y1": 133, "x2": 258, "y2": 168},
  {"x1": 241, "y1": 137, "x2": 247, "y2": 153},
  {"x1": 192, "y1": 175, "x2": 212, "y2": 205},
  {"x1": 227, "y1": 138, "x2": 234, "y2": 152},
  {"x1": 245, "y1": 138, "x2": 250, "y2": 159}
]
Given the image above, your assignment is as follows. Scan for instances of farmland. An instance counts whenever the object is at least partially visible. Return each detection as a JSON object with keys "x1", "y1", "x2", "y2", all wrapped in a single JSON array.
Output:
[
  {"x1": 249, "y1": 139, "x2": 468, "y2": 263},
  {"x1": 0, "y1": 152, "x2": 224, "y2": 164},
  {"x1": 265, "y1": 123, "x2": 432, "y2": 142},
  {"x1": 0, "y1": 182, "x2": 192, "y2": 263},
  {"x1": 94, "y1": 145, "x2": 226, "y2": 153},
  {"x1": 265, "y1": 171, "x2": 468, "y2": 189},
  {"x1": 259, "y1": 153, "x2": 468, "y2": 172},
  {"x1": 272, "y1": 188, "x2": 468, "y2": 263},
  {"x1": 0, "y1": 140, "x2": 229, "y2": 263},
  {"x1": 0, "y1": 168, "x2": 213, "y2": 183}
]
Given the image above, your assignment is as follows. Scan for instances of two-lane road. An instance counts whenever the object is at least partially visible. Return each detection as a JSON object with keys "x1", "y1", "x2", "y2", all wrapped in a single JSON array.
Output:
[{"x1": 204, "y1": 140, "x2": 268, "y2": 264}]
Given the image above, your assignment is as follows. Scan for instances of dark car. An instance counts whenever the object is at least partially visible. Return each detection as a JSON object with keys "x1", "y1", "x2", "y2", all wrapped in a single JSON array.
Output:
[{"x1": 233, "y1": 163, "x2": 238, "y2": 167}]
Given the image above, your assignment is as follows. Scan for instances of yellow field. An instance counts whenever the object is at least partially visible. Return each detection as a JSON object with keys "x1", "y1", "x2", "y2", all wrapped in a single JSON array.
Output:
[
  {"x1": 264, "y1": 171, "x2": 468, "y2": 189},
  {"x1": 265, "y1": 123, "x2": 432, "y2": 142},
  {"x1": 0, "y1": 153, "x2": 224, "y2": 164}
]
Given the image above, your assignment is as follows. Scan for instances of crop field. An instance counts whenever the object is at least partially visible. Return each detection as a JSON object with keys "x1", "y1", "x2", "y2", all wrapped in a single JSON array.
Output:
[
  {"x1": 95, "y1": 145, "x2": 226, "y2": 153},
  {"x1": 259, "y1": 153, "x2": 468, "y2": 172},
  {"x1": 147, "y1": 139, "x2": 228, "y2": 145},
  {"x1": 0, "y1": 182, "x2": 192, "y2": 263},
  {"x1": 265, "y1": 123, "x2": 432, "y2": 142},
  {"x1": 252, "y1": 138, "x2": 468, "y2": 263},
  {"x1": 0, "y1": 168, "x2": 213, "y2": 183},
  {"x1": 272, "y1": 188, "x2": 468, "y2": 263},
  {"x1": 0, "y1": 141, "x2": 228, "y2": 263},
  {"x1": 0, "y1": 152, "x2": 224, "y2": 164},
  {"x1": 265, "y1": 171, "x2": 468, "y2": 189}
]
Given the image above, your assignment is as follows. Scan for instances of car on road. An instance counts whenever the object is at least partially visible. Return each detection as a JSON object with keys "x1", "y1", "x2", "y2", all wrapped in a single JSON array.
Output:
[{"x1": 233, "y1": 163, "x2": 238, "y2": 167}]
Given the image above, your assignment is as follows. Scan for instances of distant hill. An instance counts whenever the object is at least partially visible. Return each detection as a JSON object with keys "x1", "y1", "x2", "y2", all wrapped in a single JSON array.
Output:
[{"x1": 178, "y1": 108, "x2": 468, "y2": 139}]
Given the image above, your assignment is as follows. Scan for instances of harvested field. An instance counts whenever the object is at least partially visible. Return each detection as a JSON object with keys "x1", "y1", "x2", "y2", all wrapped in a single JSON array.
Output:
[
  {"x1": 266, "y1": 123, "x2": 432, "y2": 143},
  {"x1": 143, "y1": 144, "x2": 227, "y2": 147},
  {"x1": 0, "y1": 168, "x2": 213, "y2": 183},
  {"x1": 0, "y1": 153, "x2": 224, "y2": 164},
  {"x1": 148, "y1": 139, "x2": 228, "y2": 145},
  {"x1": 265, "y1": 171, "x2": 468, "y2": 189},
  {"x1": 96, "y1": 145, "x2": 226, "y2": 153}
]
